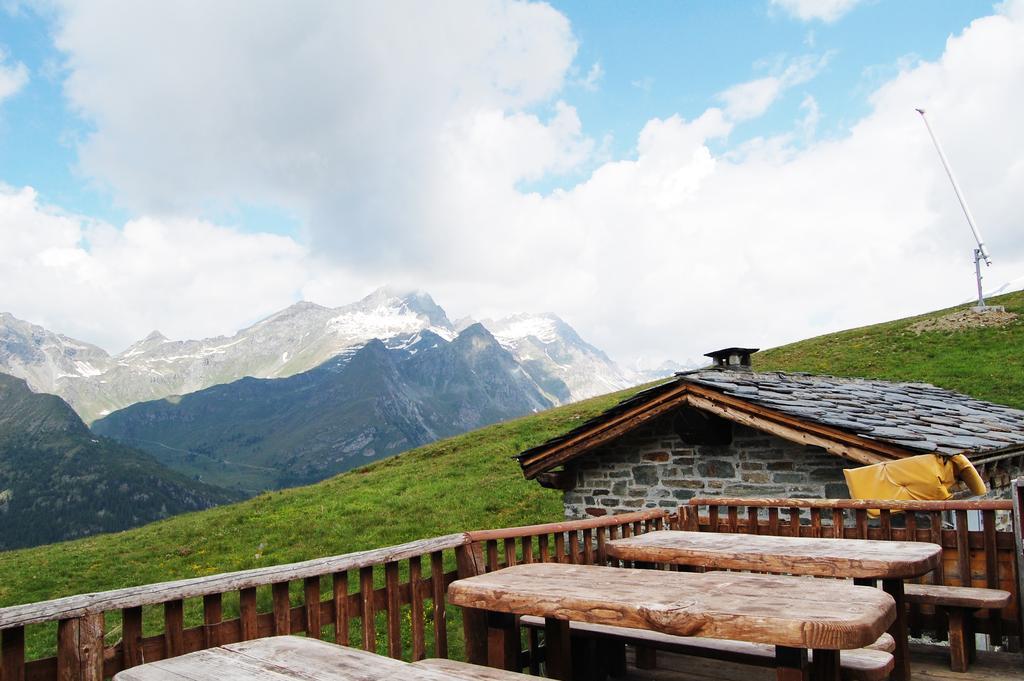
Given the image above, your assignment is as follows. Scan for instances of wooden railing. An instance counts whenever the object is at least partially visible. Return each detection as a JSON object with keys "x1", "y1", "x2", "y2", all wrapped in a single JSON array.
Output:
[
  {"x1": 677, "y1": 498, "x2": 1020, "y2": 645},
  {"x1": 0, "y1": 509, "x2": 667, "y2": 681},
  {"x1": 3, "y1": 499, "x2": 1019, "y2": 681}
]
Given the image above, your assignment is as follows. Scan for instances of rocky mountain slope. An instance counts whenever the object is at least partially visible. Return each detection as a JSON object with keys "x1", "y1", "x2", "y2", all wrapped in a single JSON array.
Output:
[
  {"x1": 2, "y1": 288, "x2": 664, "y2": 423},
  {"x1": 92, "y1": 324, "x2": 553, "y2": 494},
  {"x1": 0, "y1": 373, "x2": 238, "y2": 550},
  {"x1": 479, "y1": 313, "x2": 633, "y2": 402}
]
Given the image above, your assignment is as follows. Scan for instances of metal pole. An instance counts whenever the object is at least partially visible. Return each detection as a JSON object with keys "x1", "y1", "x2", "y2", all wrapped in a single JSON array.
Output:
[
  {"x1": 915, "y1": 108, "x2": 991, "y2": 264},
  {"x1": 974, "y1": 249, "x2": 986, "y2": 308}
]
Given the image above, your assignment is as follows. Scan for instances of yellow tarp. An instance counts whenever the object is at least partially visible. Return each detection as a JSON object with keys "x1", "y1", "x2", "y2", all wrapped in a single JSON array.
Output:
[{"x1": 843, "y1": 453, "x2": 986, "y2": 509}]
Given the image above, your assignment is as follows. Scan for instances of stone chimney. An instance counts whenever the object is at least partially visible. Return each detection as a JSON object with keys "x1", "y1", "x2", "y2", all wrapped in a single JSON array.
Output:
[{"x1": 704, "y1": 347, "x2": 759, "y2": 371}]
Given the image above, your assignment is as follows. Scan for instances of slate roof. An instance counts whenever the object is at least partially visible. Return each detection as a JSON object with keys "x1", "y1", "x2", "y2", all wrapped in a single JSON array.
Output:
[
  {"x1": 517, "y1": 369, "x2": 1024, "y2": 466},
  {"x1": 681, "y1": 369, "x2": 1024, "y2": 455}
]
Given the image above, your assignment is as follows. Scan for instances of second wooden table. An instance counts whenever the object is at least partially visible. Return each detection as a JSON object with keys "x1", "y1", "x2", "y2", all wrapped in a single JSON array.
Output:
[
  {"x1": 606, "y1": 530, "x2": 941, "y2": 681},
  {"x1": 447, "y1": 563, "x2": 895, "y2": 681}
]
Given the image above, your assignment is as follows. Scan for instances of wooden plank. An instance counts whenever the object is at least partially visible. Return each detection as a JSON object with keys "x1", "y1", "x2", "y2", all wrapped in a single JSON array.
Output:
[
  {"x1": 904, "y1": 584, "x2": 1011, "y2": 608},
  {"x1": 456, "y1": 543, "x2": 487, "y2": 666},
  {"x1": 413, "y1": 657, "x2": 541, "y2": 679},
  {"x1": 903, "y1": 512, "x2": 922, "y2": 637},
  {"x1": 545, "y1": 617, "x2": 572, "y2": 681},
  {"x1": 0, "y1": 533, "x2": 469, "y2": 629},
  {"x1": 769, "y1": 507, "x2": 779, "y2": 535},
  {"x1": 538, "y1": 534, "x2": 549, "y2": 563},
  {"x1": 679, "y1": 390, "x2": 900, "y2": 466},
  {"x1": 568, "y1": 531, "x2": 580, "y2": 564},
  {"x1": 521, "y1": 536, "x2": 533, "y2": 564},
  {"x1": 448, "y1": 564, "x2": 895, "y2": 649},
  {"x1": 956, "y1": 510, "x2": 972, "y2": 587},
  {"x1": 359, "y1": 566, "x2": 375, "y2": 652},
  {"x1": 583, "y1": 529, "x2": 594, "y2": 564},
  {"x1": 856, "y1": 510, "x2": 869, "y2": 539},
  {"x1": 486, "y1": 540, "x2": 499, "y2": 572},
  {"x1": 304, "y1": 577, "x2": 321, "y2": 640},
  {"x1": 409, "y1": 556, "x2": 425, "y2": 661},
  {"x1": 687, "y1": 498, "x2": 1013, "y2": 512},
  {"x1": 202, "y1": 594, "x2": 222, "y2": 649},
  {"x1": 239, "y1": 588, "x2": 257, "y2": 642},
  {"x1": 554, "y1": 533, "x2": 565, "y2": 564},
  {"x1": 503, "y1": 538, "x2": 516, "y2": 568},
  {"x1": 728, "y1": 506, "x2": 739, "y2": 534},
  {"x1": 519, "y1": 383, "x2": 913, "y2": 479},
  {"x1": 121, "y1": 607, "x2": 143, "y2": 669},
  {"x1": 747, "y1": 506, "x2": 759, "y2": 535},
  {"x1": 271, "y1": 582, "x2": 290, "y2": 636},
  {"x1": 709, "y1": 505, "x2": 720, "y2": 533},
  {"x1": 465, "y1": 509, "x2": 668, "y2": 541},
  {"x1": 810, "y1": 508, "x2": 821, "y2": 538},
  {"x1": 56, "y1": 619, "x2": 79, "y2": 681},
  {"x1": 485, "y1": 612, "x2": 519, "y2": 671},
  {"x1": 929, "y1": 512, "x2": 945, "y2": 587},
  {"x1": 117, "y1": 637, "x2": 408, "y2": 681},
  {"x1": 1013, "y1": 478, "x2": 1024, "y2": 649},
  {"x1": 982, "y1": 509, "x2": 1003, "y2": 645},
  {"x1": 880, "y1": 510, "x2": 893, "y2": 541},
  {"x1": 384, "y1": 562, "x2": 401, "y2": 659},
  {"x1": 332, "y1": 571, "x2": 349, "y2": 646},
  {"x1": 596, "y1": 528, "x2": 607, "y2": 565},
  {"x1": 1, "y1": 626, "x2": 25, "y2": 681},
  {"x1": 788, "y1": 507, "x2": 800, "y2": 537},
  {"x1": 430, "y1": 551, "x2": 447, "y2": 658},
  {"x1": 832, "y1": 508, "x2": 844, "y2": 539},
  {"x1": 605, "y1": 531, "x2": 942, "y2": 579},
  {"x1": 164, "y1": 600, "x2": 184, "y2": 657}
]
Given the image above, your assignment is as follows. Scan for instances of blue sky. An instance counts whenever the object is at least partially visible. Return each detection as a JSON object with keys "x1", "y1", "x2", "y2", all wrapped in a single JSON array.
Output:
[
  {"x1": 0, "y1": 1, "x2": 994, "y2": 230},
  {"x1": 0, "y1": 1, "x2": 1021, "y2": 363}
]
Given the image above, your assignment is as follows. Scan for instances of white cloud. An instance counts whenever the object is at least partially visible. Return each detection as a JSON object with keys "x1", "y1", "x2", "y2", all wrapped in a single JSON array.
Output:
[
  {"x1": 52, "y1": 0, "x2": 578, "y2": 267},
  {"x1": 718, "y1": 53, "x2": 831, "y2": 121},
  {"x1": 5, "y1": 0, "x2": 1022, "y2": 369},
  {"x1": 0, "y1": 47, "x2": 28, "y2": 104},
  {"x1": 0, "y1": 185, "x2": 313, "y2": 351},
  {"x1": 771, "y1": 0, "x2": 865, "y2": 23},
  {"x1": 631, "y1": 76, "x2": 654, "y2": 93},
  {"x1": 578, "y1": 61, "x2": 603, "y2": 91}
]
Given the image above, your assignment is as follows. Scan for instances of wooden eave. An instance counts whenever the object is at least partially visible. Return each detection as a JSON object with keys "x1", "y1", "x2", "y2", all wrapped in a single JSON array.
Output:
[{"x1": 519, "y1": 382, "x2": 916, "y2": 480}]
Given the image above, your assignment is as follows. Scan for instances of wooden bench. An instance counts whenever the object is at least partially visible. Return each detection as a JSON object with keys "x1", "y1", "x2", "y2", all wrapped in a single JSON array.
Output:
[
  {"x1": 520, "y1": 616, "x2": 895, "y2": 681},
  {"x1": 414, "y1": 658, "x2": 537, "y2": 679},
  {"x1": 903, "y1": 584, "x2": 1012, "y2": 672}
]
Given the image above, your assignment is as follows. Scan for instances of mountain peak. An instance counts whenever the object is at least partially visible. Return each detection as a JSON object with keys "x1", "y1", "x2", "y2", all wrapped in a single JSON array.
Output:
[
  {"x1": 143, "y1": 330, "x2": 167, "y2": 343},
  {"x1": 356, "y1": 286, "x2": 452, "y2": 331}
]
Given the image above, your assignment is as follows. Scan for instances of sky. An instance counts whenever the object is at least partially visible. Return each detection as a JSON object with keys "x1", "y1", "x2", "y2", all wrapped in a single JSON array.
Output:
[{"x1": 1, "y1": 0, "x2": 1022, "y2": 368}]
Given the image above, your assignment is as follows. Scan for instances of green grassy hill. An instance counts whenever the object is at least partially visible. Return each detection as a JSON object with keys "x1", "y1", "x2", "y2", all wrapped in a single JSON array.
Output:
[
  {"x1": 0, "y1": 374, "x2": 239, "y2": 551},
  {"x1": 755, "y1": 290, "x2": 1024, "y2": 409},
  {"x1": 1, "y1": 290, "x2": 1021, "y2": 631}
]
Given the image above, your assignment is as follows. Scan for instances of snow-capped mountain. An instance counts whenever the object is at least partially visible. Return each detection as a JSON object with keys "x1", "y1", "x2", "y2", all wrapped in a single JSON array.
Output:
[
  {"x1": 1, "y1": 288, "x2": 672, "y2": 424},
  {"x1": 1, "y1": 288, "x2": 457, "y2": 422},
  {"x1": 480, "y1": 313, "x2": 633, "y2": 402},
  {"x1": 93, "y1": 323, "x2": 554, "y2": 494}
]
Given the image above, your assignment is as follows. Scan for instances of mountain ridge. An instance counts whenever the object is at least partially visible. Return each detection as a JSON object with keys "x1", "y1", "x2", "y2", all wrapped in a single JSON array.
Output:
[
  {"x1": 1, "y1": 288, "x2": 671, "y2": 423},
  {"x1": 91, "y1": 322, "x2": 555, "y2": 494}
]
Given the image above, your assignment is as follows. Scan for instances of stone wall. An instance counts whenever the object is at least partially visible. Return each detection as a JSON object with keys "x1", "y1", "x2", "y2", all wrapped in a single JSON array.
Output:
[{"x1": 563, "y1": 410, "x2": 852, "y2": 519}]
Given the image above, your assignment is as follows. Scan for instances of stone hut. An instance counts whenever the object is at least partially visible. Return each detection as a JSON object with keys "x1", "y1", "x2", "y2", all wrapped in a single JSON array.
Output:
[{"x1": 516, "y1": 348, "x2": 1024, "y2": 518}]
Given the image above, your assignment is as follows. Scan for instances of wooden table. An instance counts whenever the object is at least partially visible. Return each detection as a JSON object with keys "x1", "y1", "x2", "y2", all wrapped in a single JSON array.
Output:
[
  {"x1": 447, "y1": 563, "x2": 896, "y2": 681},
  {"x1": 606, "y1": 530, "x2": 942, "y2": 681},
  {"x1": 113, "y1": 635, "x2": 531, "y2": 681}
]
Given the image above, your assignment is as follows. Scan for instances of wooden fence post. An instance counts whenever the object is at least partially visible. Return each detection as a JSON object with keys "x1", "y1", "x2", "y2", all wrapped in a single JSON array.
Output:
[
  {"x1": 57, "y1": 614, "x2": 104, "y2": 681},
  {"x1": 455, "y1": 542, "x2": 488, "y2": 666},
  {"x1": 1012, "y1": 477, "x2": 1024, "y2": 648}
]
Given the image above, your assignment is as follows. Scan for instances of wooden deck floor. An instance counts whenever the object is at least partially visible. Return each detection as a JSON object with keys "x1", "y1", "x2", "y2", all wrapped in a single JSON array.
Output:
[{"x1": 613, "y1": 643, "x2": 1022, "y2": 681}]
